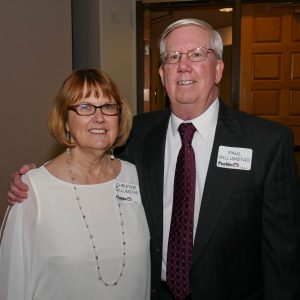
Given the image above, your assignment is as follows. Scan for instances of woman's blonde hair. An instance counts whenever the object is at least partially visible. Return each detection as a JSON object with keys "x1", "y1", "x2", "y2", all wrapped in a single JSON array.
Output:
[{"x1": 48, "y1": 69, "x2": 132, "y2": 148}]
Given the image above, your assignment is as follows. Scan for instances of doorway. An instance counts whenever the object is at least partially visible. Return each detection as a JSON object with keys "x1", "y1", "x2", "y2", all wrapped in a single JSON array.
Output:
[{"x1": 136, "y1": 1, "x2": 235, "y2": 113}]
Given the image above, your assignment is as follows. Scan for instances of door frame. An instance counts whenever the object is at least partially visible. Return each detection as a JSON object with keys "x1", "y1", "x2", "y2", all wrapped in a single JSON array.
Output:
[{"x1": 135, "y1": 0, "x2": 242, "y2": 114}]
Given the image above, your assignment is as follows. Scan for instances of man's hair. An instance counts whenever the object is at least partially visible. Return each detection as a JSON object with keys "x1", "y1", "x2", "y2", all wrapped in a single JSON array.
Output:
[{"x1": 159, "y1": 18, "x2": 223, "y2": 59}]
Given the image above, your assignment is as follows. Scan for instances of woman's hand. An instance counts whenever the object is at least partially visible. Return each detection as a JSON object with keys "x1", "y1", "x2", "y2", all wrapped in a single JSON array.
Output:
[{"x1": 7, "y1": 164, "x2": 36, "y2": 205}]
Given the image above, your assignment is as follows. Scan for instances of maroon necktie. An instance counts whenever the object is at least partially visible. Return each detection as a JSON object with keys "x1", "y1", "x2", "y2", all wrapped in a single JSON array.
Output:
[{"x1": 167, "y1": 123, "x2": 196, "y2": 300}]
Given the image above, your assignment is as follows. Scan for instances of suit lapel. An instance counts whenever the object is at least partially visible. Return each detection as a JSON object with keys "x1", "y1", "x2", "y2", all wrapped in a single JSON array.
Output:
[
  {"x1": 191, "y1": 103, "x2": 245, "y2": 267},
  {"x1": 142, "y1": 110, "x2": 171, "y2": 240}
]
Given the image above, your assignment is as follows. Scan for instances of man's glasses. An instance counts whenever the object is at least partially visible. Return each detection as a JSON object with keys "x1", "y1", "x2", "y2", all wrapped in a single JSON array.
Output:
[
  {"x1": 160, "y1": 47, "x2": 216, "y2": 64},
  {"x1": 68, "y1": 103, "x2": 121, "y2": 116}
]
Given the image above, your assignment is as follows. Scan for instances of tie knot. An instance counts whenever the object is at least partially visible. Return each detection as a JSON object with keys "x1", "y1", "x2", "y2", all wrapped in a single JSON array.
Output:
[{"x1": 178, "y1": 123, "x2": 196, "y2": 145}]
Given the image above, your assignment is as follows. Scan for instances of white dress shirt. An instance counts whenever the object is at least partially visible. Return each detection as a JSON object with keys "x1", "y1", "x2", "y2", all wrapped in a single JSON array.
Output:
[{"x1": 161, "y1": 99, "x2": 219, "y2": 281}]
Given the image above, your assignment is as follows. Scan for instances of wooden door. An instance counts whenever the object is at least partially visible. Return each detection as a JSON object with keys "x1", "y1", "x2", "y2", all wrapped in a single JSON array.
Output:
[
  {"x1": 240, "y1": 3, "x2": 300, "y2": 146},
  {"x1": 142, "y1": 4, "x2": 234, "y2": 113},
  {"x1": 142, "y1": 7, "x2": 168, "y2": 113},
  {"x1": 143, "y1": 9, "x2": 151, "y2": 113}
]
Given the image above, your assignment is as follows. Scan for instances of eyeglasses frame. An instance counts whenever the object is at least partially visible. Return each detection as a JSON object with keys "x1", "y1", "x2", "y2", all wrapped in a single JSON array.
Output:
[
  {"x1": 160, "y1": 46, "x2": 217, "y2": 65},
  {"x1": 68, "y1": 103, "x2": 121, "y2": 116}
]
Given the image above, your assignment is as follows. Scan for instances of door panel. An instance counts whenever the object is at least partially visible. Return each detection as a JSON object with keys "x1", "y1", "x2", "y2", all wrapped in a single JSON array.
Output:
[{"x1": 240, "y1": 3, "x2": 300, "y2": 146}]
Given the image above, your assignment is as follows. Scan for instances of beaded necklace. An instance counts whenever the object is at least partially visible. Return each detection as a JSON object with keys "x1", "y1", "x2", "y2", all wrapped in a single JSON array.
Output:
[{"x1": 66, "y1": 148, "x2": 126, "y2": 286}]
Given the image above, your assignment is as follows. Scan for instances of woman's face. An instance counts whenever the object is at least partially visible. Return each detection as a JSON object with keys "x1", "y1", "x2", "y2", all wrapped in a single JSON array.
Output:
[{"x1": 67, "y1": 89, "x2": 119, "y2": 154}]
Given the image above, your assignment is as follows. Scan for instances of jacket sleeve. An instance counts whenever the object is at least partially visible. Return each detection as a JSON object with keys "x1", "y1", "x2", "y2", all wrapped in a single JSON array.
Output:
[{"x1": 262, "y1": 128, "x2": 300, "y2": 299}]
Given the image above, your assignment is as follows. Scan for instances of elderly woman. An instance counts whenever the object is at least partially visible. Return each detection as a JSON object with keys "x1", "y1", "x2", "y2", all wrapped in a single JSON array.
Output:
[{"x1": 0, "y1": 69, "x2": 150, "y2": 300}]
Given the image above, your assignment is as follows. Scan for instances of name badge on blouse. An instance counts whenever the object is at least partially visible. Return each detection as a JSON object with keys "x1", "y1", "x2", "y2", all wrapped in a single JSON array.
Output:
[
  {"x1": 217, "y1": 146, "x2": 253, "y2": 170},
  {"x1": 115, "y1": 182, "x2": 141, "y2": 203}
]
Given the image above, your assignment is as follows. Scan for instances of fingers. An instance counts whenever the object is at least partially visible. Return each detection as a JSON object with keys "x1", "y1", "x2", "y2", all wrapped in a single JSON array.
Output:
[
  {"x1": 19, "y1": 163, "x2": 37, "y2": 175},
  {"x1": 7, "y1": 189, "x2": 27, "y2": 205},
  {"x1": 10, "y1": 171, "x2": 28, "y2": 192},
  {"x1": 7, "y1": 165, "x2": 34, "y2": 206}
]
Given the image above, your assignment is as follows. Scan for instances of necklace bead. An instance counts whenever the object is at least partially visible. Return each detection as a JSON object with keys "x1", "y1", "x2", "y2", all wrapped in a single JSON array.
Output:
[{"x1": 66, "y1": 148, "x2": 126, "y2": 286}]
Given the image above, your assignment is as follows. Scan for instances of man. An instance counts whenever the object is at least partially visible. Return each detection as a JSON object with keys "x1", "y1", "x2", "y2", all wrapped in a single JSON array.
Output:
[{"x1": 6, "y1": 19, "x2": 300, "y2": 300}]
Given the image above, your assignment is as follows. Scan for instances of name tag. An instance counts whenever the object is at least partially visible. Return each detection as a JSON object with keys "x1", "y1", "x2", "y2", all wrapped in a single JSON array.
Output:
[
  {"x1": 217, "y1": 146, "x2": 253, "y2": 170},
  {"x1": 115, "y1": 182, "x2": 141, "y2": 203}
]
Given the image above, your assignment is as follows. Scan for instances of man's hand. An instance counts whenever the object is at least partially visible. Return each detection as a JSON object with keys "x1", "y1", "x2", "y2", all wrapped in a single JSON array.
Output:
[{"x1": 7, "y1": 163, "x2": 36, "y2": 206}]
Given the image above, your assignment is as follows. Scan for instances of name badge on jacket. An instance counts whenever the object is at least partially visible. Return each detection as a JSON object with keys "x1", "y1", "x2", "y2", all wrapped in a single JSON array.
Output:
[{"x1": 217, "y1": 146, "x2": 253, "y2": 170}]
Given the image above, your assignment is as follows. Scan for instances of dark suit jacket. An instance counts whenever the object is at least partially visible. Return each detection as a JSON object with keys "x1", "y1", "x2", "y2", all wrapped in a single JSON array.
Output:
[{"x1": 118, "y1": 102, "x2": 300, "y2": 300}]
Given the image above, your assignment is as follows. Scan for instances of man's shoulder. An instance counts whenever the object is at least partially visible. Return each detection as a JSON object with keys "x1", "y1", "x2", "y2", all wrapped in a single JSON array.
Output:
[
  {"x1": 220, "y1": 103, "x2": 291, "y2": 135},
  {"x1": 115, "y1": 109, "x2": 171, "y2": 161},
  {"x1": 132, "y1": 108, "x2": 171, "y2": 132},
  {"x1": 238, "y1": 110, "x2": 291, "y2": 135},
  {"x1": 133, "y1": 108, "x2": 170, "y2": 123}
]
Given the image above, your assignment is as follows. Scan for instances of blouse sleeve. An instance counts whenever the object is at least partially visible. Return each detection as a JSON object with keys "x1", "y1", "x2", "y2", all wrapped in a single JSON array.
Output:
[{"x1": 0, "y1": 174, "x2": 38, "y2": 300}]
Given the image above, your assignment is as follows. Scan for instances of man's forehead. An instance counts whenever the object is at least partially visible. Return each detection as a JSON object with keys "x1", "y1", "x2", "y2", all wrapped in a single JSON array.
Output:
[{"x1": 165, "y1": 27, "x2": 211, "y2": 50}]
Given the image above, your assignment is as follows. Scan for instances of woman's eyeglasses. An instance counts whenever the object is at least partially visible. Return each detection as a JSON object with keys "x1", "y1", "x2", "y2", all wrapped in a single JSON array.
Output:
[{"x1": 68, "y1": 103, "x2": 121, "y2": 116}]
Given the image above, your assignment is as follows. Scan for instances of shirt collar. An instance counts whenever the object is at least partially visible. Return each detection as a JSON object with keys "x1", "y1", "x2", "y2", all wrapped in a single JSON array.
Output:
[{"x1": 170, "y1": 98, "x2": 219, "y2": 139}]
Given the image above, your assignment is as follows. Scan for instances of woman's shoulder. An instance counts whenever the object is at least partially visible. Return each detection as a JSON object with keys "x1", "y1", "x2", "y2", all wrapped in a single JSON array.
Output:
[
  {"x1": 119, "y1": 159, "x2": 136, "y2": 170},
  {"x1": 23, "y1": 165, "x2": 47, "y2": 179},
  {"x1": 22, "y1": 165, "x2": 57, "y2": 186},
  {"x1": 118, "y1": 159, "x2": 139, "y2": 183}
]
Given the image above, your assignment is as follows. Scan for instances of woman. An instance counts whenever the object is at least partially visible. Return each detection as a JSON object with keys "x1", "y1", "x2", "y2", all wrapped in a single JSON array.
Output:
[{"x1": 0, "y1": 69, "x2": 150, "y2": 300}]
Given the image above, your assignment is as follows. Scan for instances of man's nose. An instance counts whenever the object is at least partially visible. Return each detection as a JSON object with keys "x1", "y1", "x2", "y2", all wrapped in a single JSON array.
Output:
[{"x1": 177, "y1": 53, "x2": 192, "y2": 72}]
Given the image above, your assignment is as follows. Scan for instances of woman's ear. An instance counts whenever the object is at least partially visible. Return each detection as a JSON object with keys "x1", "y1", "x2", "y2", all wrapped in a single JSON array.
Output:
[{"x1": 65, "y1": 123, "x2": 70, "y2": 132}]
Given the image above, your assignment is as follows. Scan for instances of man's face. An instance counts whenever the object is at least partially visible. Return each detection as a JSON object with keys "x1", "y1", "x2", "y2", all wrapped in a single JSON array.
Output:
[{"x1": 159, "y1": 25, "x2": 224, "y2": 119}]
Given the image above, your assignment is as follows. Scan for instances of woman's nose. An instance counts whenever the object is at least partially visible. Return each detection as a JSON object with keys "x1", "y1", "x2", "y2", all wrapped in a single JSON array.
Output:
[{"x1": 92, "y1": 107, "x2": 105, "y2": 121}]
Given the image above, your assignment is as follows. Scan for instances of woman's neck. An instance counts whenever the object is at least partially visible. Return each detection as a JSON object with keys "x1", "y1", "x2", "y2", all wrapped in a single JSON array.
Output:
[
  {"x1": 46, "y1": 148, "x2": 120, "y2": 185},
  {"x1": 66, "y1": 148, "x2": 115, "y2": 184}
]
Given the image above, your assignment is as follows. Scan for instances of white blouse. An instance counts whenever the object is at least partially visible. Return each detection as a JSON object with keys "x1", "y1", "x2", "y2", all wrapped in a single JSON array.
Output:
[{"x1": 0, "y1": 160, "x2": 150, "y2": 300}]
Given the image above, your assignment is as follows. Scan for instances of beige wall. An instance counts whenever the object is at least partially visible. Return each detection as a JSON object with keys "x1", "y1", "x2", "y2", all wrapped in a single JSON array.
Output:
[
  {"x1": 0, "y1": 0, "x2": 72, "y2": 222},
  {"x1": 0, "y1": 0, "x2": 137, "y2": 224},
  {"x1": 99, "y1": 0, "x2": 137, "y2": 112}
]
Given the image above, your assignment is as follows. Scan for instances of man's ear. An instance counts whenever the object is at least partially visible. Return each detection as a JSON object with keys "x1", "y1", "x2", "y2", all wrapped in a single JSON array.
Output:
[
  {"x1": 215, "y1": 59, "x2": 224, "y2": 85},
  {"x1": 159, "y1": 65, "x2": 165, "y2": 86}
]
